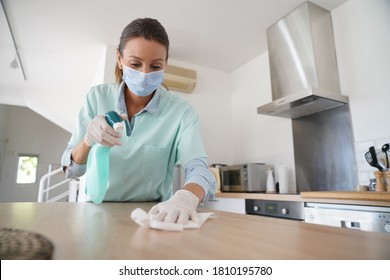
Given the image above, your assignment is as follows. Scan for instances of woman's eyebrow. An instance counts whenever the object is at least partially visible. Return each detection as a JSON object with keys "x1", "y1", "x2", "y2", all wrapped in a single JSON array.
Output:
[{"x1": 128, "y1": 55, "x2": 165, "y2": 62}]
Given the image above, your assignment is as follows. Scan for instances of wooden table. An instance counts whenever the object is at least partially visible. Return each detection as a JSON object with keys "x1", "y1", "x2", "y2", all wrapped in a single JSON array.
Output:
[{"x1": 0, "y1": 202, "x2": 389, "y2": 260}]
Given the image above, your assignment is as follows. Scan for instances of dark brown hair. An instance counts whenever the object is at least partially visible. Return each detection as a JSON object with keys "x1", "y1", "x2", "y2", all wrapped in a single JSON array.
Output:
[{"x1": 115, "y1": 18, "x2": 170, "y2": 84}]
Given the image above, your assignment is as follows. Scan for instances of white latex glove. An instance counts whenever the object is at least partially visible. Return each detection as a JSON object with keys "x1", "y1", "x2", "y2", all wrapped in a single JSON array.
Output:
[
  {"x1": 148, "y1": 190, "x2": 200, "y2": 224},
  {"x1": 84, "y1": 115, "x2": 123, "y2": 147}
]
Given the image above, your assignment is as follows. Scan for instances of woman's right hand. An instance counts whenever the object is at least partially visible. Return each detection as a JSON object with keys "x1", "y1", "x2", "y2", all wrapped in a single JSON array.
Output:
[{"x1": 84, "y1": 115, "x2": 123, "y2": 147}]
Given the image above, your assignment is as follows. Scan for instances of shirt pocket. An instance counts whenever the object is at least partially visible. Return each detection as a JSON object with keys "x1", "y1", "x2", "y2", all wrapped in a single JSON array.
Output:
[{"x1": 141, "y1": 145, "x2": 170, "y2": 190}]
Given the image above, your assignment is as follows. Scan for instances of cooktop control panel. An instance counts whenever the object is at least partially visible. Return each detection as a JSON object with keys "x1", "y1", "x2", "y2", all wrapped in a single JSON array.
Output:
[{"x1": 245, "y1": 199, "x2": 304, "y2": 220}]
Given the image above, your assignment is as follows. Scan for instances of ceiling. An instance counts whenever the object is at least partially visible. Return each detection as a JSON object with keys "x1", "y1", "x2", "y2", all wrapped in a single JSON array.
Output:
[{"x1": 0, "y1": 0, "x2": 348, "y2": 107}]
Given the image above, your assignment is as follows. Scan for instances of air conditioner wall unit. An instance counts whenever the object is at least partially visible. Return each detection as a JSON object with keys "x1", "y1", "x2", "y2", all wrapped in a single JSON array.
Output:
[{"x1": 163, "y1": 65, "x2": 197, "y2": 93}]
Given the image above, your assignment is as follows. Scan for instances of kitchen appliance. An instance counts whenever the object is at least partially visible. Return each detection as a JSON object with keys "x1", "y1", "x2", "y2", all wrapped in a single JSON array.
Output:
[
  {"x1": 304, "y1": 202, "x2": 390, "y2": 234},
  {"x1": 256, "y1": 1, "x2": 358, "y2": 192},
  {"x1": 257, "y1": 1, "x2": 348, "y2": 119},
  {"x1": 246, "y1": 199, "x2": 304, "y2": 220},
  {"x1": 220, "y1": 163, "x2": 269, "y2": 192}
]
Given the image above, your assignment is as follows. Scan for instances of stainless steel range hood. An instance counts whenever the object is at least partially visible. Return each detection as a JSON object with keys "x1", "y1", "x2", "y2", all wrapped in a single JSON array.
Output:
[{"x1": 257, "y1": 1, "x2": 348, "y2": 119}]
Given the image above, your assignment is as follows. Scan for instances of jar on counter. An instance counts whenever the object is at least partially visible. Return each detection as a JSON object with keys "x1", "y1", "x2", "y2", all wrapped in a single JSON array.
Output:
[
  {"x1": 374, "y1": 171, "x2": 386, "y2": 192},
  {"x1": 385, "y1": 171, "x2": 390, "y2": 192},
  {"x1": 368, "y1": 178, "x2": 376, "y2": 191}
]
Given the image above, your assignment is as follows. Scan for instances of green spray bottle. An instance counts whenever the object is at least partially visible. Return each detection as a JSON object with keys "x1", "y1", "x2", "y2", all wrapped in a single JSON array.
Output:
[{"x1": 85, "y1": 111, "x2": 124, "y2": 203}]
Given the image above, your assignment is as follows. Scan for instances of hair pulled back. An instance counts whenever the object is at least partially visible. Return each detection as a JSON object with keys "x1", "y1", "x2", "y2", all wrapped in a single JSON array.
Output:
[{"x1": 115, "y1": 18, "x2": 170, "y2": 84}]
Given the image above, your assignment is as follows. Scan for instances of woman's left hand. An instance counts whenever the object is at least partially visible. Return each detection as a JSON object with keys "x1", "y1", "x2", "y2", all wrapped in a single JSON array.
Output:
[{"x1": 148, "y1": 190, "x2": 200, "y2": 224}]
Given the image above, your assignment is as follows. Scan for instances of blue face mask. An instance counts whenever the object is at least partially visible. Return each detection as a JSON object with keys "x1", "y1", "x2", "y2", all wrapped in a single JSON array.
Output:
[{"x1": 122, "y1": 65, "x2": 165, "y2": 97}]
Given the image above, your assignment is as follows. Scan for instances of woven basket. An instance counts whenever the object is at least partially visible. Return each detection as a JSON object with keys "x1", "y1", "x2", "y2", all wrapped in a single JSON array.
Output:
[{"x1": 0, "y1": 228, "x2": 54, "y2": 260}]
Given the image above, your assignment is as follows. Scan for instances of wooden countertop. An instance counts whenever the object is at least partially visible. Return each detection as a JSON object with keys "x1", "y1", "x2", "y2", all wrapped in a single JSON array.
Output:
[
  {"x1": 216, "y1": 192, "x2": 302, "y2": 201},
  {"x1": 300, "y1": 191, "x2": 390, "y2": 202},
  {"x1": 216, "y1": 192, "x2": 390, "y2": 207},
  {"x1": 0, "y1": 202, "x2": 389, "y2": 260}
]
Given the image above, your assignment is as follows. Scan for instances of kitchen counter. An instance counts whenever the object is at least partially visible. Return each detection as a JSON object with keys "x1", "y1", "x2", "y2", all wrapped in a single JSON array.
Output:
[
  {"x1": 0, "y1": 202, "x2": 389, "y2": 259},
  {"x1": 216, "y1": 192, "x2": 390, "y2": 207}
]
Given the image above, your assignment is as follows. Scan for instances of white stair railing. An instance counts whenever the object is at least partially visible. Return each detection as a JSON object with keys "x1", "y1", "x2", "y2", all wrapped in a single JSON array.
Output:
[{"x1": 38, "y1": 167, "x2": 79, "y2": 202}]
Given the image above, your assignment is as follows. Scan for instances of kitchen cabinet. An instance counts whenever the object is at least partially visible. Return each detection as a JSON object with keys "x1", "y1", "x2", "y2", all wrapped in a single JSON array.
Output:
[{"x1": 213, "y1": 192, "x2": 390, "y2": 233}]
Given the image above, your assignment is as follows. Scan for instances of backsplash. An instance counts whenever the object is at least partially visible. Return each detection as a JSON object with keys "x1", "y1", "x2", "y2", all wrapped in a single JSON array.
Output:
[
  {"x1": 258, "y1": 136, "x2": 390, "y2": 191},
  {"x1": 243, "y1": 135, "x2": 390, "y2": 192},
  {"x1": 355, "y1": 137, "x2": 390, "y2": 186},
  {"x1": 206, "y1": 136, "x2": 390, "y2": 193},
  {"x1": 249, "y1": 152, "x2": 297, "y2": 193}
]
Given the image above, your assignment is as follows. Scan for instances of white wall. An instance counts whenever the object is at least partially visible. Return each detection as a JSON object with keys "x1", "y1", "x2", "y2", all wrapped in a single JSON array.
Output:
[
  {"x1": 332, "y1": 0, "x2": 390, "y2": 185},
  {"x1": 332, "y1": 0, "x2": 390, "y2": 142},
  {"x1": 168, "y1": 59, "x2": 233, "y2": 165},
  {"x1": 0, "y1": 105, "x2": 71, "y2": 202},
  {"x1": 231, "y1": 53, "x2": 295, "y2": 158}
]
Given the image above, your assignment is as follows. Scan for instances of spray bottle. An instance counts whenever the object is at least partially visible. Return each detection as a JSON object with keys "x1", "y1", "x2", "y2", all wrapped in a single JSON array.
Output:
[{"x1": 85, "y1": 111, "x2": 124, "y2": 203}]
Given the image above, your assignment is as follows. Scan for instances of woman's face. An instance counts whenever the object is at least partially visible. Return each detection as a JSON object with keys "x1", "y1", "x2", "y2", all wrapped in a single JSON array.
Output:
[{"x1": 117, "y1": 37, "x2": 167, "y2": 73}]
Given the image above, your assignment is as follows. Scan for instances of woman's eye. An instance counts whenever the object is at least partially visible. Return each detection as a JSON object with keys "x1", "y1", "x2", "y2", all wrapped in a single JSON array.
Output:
[
  {"x1": 151, "y1": 65, "x2": 162, "y2": 70},
  {"x1": 131, "y1": 63, "x2": 141, "y2": 68}
]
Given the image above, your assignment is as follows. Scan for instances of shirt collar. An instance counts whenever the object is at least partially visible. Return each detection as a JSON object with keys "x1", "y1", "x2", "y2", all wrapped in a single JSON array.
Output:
[{"x1": 117, "y1": 81, "x2": 162, "y2": 115}]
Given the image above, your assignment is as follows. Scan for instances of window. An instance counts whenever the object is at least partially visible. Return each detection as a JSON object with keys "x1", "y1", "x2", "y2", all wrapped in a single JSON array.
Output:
[{"x1": 16, "y1": 155, "x2": 38, "y2": 184}]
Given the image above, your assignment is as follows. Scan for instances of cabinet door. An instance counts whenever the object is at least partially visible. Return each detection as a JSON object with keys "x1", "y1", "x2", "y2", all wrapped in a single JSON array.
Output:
[{"x1": 204, "y1": 197, "x2": 245, "y2": 214}]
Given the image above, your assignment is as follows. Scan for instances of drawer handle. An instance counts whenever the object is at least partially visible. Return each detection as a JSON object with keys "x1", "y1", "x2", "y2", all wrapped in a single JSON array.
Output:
[{"x1": 341, "y1": 220, "x2": 361, "y2": 230}]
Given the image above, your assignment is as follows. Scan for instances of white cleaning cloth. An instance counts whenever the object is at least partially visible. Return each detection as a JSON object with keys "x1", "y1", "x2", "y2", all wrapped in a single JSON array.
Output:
[{"x1": 131, "y1": 208, "x2": 216, "y2": 231}]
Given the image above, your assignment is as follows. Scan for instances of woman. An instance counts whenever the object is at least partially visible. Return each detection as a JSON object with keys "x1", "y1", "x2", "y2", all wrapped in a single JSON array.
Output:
[{"x1": 61, "y1": 18, "x2": 215, "y2": 224}]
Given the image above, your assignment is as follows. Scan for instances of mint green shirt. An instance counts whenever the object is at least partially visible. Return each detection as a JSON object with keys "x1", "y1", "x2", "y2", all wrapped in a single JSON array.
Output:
[{"x1": 62, "y1": 83, "x2": 215, "y2": 202}]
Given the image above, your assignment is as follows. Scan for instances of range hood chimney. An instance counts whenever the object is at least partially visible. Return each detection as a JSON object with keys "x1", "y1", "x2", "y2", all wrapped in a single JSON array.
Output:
[{"x1": 257, "y1": 1, "x2": 348, "y2": 119}]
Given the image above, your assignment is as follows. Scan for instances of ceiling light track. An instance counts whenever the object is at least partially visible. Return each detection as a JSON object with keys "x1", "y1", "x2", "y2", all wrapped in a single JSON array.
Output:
[{"x1": 1, "y1": 0, "x2": 26, "y2": 80}]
